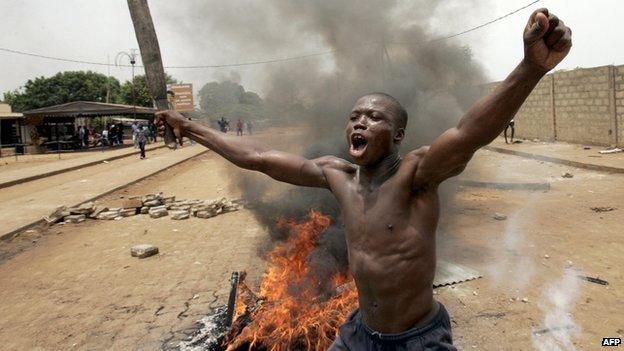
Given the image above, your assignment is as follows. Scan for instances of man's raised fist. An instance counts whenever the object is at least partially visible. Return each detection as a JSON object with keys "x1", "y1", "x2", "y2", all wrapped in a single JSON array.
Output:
[{"x1": 523, "y1": 8, "x2": 572, "y2": 73}]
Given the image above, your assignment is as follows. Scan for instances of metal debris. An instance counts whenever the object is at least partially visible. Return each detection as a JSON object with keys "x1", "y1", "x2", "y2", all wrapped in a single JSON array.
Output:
[
  {"x1": 493, "y1": 213, "x2": 507, "y2": 221},
  {"x1": 532, "y1": 325, "x2": 575, "y2": 336},
  {"x1": 599, "y1": 148, "x2": 623, "y2": 154},
  {"x1": 591, "y1": 206, "x2": 615, "y2": 213},
  {"x1": 578, "y1": 275, "x2": 609, "y2": 286},
  {"x1": 433, "y1": 261, "x2": 482, "y2": 288}
]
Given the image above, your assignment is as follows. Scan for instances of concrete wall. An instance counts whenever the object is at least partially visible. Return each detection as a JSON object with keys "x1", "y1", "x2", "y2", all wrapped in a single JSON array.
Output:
[
  {"x1": 616, "y1": 65, "x2": 624, "y2": 145},
  {"x1": 495, "y1": 64, "x2": 623, "y2": 147},
  {"x1": 515, "y1": 75, "x2": 555, "y2": 141}
]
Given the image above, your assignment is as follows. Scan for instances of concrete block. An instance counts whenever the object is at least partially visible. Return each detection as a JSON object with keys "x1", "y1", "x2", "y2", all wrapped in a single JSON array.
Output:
[
  {"x1": 90, "y1": 205, "x2": 109, "y2": 219},
  {"x1": 64, "y1": 214, "x2": 86, "y2": 223},
  {"x1": 131, "y1": 244, "x2": 159, "y2": 259},
  {"x1": 149, "y1": 207, "x2": 168, "y2": 219},
  {"x1": 143, "y1": 199, "x2": 162, "y2": 207},
  {"x1": 69, "y1": 202, "x2": 95, "y2": 215},
  {"x1": 170, "y1": 210, "x2": 190, "y2": 220},
  {"x1": 196, "y1": 210, "x2": 217, "y2": 219},
  {"x1": 98, "y1": 211, "x2": 120, "y2": 220},
  {"x1": 120, "y1": 208, "x2": 137, "y2": 217},
  {"x1": 43, "y1": 206, "x2": 68, "y2": 224}
]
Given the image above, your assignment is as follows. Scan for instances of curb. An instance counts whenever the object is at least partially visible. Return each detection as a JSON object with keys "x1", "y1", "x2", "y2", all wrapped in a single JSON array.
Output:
[
  {"x1": 456, "y1": 179, "x2": 550, "y2": 191},
  {"x1": 0, "y1": 144, "x2": 167, "y2": 190},
  {"x1": 483, "y1": 146, "x2": 624, "y2": 174},
  {"x1": 0, "y1": 149, "x2": 208, "y2": 241}
]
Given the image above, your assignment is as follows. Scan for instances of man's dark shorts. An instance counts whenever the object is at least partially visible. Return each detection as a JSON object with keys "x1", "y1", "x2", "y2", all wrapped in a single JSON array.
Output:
[{"x1": 328, "y1": 302, "x2": 456, "y2": 351}]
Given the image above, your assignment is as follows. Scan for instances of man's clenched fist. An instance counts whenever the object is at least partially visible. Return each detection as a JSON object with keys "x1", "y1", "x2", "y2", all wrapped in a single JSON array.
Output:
[
  {"x1": 523, "y1": 8, "x2": 572, "y2": 73},
  {"x1": 155, "y1": 110, "x2": 186, "y2": 139}
]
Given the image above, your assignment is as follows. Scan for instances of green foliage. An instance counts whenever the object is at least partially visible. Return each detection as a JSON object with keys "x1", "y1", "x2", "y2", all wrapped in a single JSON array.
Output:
[
  {"x1": 3, "y1": 71, "x2": 121, "y2": 112},
  {"x1": 2, "y1": 71, "x2": 180, "y2": 111},
  {"x1": 198, "y1": 81, "x2": 264, "y2": 120},
  {"x1": 118, "y1": 74, "x2": 178, "y2": 107}
]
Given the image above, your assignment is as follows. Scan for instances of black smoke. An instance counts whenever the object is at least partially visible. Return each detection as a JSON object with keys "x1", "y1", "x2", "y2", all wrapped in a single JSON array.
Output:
[{"x1": 164, "y1": 0, "x2": 490, "y2": 283}]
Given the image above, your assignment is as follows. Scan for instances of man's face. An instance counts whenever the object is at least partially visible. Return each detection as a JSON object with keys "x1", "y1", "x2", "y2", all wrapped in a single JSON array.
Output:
[{"x1": 345, "y1": 95, "x2": 404, "y2": 166}]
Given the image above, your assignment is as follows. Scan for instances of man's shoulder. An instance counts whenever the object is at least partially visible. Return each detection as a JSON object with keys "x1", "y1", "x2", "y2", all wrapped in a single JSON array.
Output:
[
  {"x1": 313, "y1": 155, "x2": 356, "y2": 173},
  {"x1": 402, "y1": 146, "x2": 430, "y2": 166}
]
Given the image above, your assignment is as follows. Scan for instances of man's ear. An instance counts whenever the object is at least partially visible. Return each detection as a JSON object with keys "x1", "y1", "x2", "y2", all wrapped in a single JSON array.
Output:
[{"x1": 394, "y1": 128, "x2": 405, "y2": 143}]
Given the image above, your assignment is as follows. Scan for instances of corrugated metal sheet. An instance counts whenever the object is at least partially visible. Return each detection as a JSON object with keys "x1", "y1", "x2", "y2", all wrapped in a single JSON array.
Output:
[
  {"x1": 433, "y1": 260, "x2": 482, "y2": 288},
  {"x1": 23, "y1": 101, "x2": 156, "y2": 117}
]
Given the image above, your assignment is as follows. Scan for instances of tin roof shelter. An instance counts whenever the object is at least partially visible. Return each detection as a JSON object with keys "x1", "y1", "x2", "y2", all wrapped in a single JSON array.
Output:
[
  {"x1": 0, "y1": 103, "x2": 24, "y2": 148},
  {"x1": 22, "y1": 101, "x2": 156, "y2": 117}
]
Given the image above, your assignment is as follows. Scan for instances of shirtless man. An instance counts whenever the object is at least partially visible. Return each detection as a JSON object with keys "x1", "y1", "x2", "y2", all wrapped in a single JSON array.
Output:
[{"x1": 156, "y1": 9, "x2": 571, "y2": 350}]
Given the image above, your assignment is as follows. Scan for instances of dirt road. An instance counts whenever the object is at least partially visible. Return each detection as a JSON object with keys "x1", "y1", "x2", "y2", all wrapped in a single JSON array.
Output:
[
  {"x1": 0, "y1": 144, "x2": 206, "y2": 238},
  {"x1": 0, "y1": 136, "x2": 622, "y2": 350},
  {"x1": 0, "y1": 151, "x2": 267, "y2": 350}
]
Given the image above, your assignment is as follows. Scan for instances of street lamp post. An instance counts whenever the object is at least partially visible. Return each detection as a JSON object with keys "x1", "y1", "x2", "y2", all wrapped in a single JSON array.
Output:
[{"x1": 116, "y1": 49, "x2": 139, "y2": 120}]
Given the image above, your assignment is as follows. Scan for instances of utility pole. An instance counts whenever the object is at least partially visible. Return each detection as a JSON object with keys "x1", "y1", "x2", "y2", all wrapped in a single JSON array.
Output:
[{"x1": 127, "y1": 0, "x2": 177, "y2": 149}]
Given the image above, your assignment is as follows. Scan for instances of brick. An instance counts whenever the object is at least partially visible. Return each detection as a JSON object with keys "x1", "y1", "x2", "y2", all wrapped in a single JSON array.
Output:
[{"x1": 131, "y1": 244, "x2": 159, "y2": 259}]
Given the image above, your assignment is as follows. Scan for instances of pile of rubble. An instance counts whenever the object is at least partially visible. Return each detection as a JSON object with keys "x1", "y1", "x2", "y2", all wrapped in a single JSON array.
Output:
[{"x1": 43, "y1": 193, "x2": 241, "y2": 225}]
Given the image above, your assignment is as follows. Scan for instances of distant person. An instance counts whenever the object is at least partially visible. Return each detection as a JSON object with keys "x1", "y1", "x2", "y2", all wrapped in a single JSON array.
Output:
[
  {"x1": 236, "y1": 119, "x2": 244, "y2": 136},
  {"x1": 117, "y1": 123, "x2": 124, "y2": 145},
  {"x1": 109, "y1": 124, "x2": 117, "y2": 145},
  {"x1": 504, "y1": 119, "x2": 515, "y2": 144},
  {"x1": 102, "y1": 128, "x2": 109, "y2": 146},
  {"x1": 246, "y1": 120, "x2": 253, "y2": 135},
  {"x1": 132, "y1": 122, "x2": 140, "y2": 148},
  {"x1": 78, "y1": 126, "x2": 86, "y2": 148},
  {"x1": 138, "y1": 126, "x2": 148, "y2": 159},
  {"x1": 217, "y1": 117, "x2": 229, "y2": 133},
  {"x1": 149, "y1": 121, "x2": 157, "y2": 143}
]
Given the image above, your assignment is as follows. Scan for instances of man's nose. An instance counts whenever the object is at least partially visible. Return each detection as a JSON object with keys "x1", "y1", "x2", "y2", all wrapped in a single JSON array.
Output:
[{"x1": 354, "y1": 116, "x2": 368, "y2": 130}]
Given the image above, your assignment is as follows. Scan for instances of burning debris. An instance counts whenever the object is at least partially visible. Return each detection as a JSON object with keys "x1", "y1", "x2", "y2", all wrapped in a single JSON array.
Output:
[
  {"x1": 42, "y1": 194, "x2": 242, "y2": 225},
  {"x1": 180, "y1": 211, "x2": 356, "y2": 351},
  {"x1": 181, "y1": 212, "x2": 481, "y2": 351}
]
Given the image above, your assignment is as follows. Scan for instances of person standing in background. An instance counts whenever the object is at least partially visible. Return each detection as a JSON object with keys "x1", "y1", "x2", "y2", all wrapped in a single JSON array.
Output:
[
  {"x1": 132, "y1": 122, "x2": 140, "y2": 148},
  {"x1": 78, "y1": 126, "x2": 86, "y2": 148},
  {"x1": 236, "y1": 119, "x2": 244, "y2": 136},
  {"x1": 117, "y1": 123, "x2": 124, "y2": 145},
  {"x1": 504, "y1": 119, "x2": 515, "y2": 144},
  {"x1": 138, "y1": 125, "x2": 148, "y2": 159}
]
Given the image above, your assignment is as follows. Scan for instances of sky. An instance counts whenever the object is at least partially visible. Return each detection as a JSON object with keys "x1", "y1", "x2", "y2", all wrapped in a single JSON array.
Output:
[{"x1": 0, "y1": 0, "x2": 621, "y2": 103}]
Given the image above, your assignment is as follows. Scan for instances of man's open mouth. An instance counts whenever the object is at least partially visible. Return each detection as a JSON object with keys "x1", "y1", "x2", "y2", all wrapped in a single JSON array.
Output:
[{"x1": 350, "y1": 134, "x2": 368, "y2": 157}]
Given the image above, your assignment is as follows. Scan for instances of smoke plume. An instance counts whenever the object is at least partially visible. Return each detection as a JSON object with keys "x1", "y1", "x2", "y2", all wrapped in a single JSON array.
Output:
[
  {"x1": 166, "y1": 0, "x2": 491, "y2": 274},
  {"x1": 532, "y1": 268, "x2": 582, "y2": 351}
]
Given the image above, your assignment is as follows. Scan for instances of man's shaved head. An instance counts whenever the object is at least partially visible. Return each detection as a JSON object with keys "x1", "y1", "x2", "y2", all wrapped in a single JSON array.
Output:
[{"x1": 362, "y1": 93, "x2": 408, "y2": 129}]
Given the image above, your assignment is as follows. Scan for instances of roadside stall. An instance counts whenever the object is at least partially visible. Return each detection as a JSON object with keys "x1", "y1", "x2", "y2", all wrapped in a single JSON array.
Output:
[{"x1": 22, "y1": 101, "x2": 156, "y2": 152}]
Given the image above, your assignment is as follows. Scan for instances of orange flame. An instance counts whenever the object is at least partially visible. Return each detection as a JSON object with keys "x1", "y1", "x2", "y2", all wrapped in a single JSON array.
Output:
[{"x1": 225, "y1": 211, "x2": 358, "y2": 350}]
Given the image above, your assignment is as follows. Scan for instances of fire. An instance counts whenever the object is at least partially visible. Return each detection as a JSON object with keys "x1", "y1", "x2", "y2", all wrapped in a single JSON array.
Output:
[{"x1": 224, "y1": 211, "x2": 358, "y2": 350}]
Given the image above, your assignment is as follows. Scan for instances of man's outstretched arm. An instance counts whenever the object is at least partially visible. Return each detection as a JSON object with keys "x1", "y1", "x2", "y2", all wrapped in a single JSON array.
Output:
[
  {"x1": 413, "y1": 8, "x2": 571, "y2": 186},
  {"x1": 155, "y1": 111, "x2": 341, "y2": 188}
]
